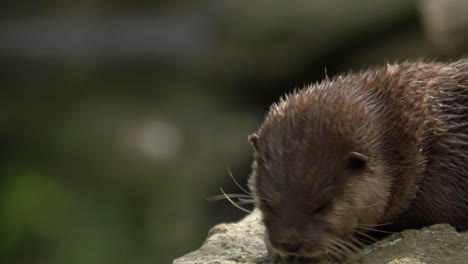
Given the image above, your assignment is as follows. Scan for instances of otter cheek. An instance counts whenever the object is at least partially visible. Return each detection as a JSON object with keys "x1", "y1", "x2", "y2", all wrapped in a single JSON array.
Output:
[
  {"x1": 324, "y1": 199, "x2": 358, "y2": 239},
  {"x1": 349, "y1": 169, "x2": 391, "y2": 226},
  {"x1": 326, "y1": 169, "x2": 391, "y2": 241},
  {"x1": 320, "y1": 170, "x2": 392, "y2": 240}
]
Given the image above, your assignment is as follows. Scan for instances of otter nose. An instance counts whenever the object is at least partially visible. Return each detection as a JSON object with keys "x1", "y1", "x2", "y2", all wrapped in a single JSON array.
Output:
[{"x1": 280, "y1": 241, "x2": 302, "y2": 253}]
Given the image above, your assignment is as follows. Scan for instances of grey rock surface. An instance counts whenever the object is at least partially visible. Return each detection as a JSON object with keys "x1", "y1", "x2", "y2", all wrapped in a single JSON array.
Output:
[
  {"x1": 174, "y1": 210, "x2": 468, "y2": 264},
  {"x1": 174, "y1": 210, "x2": 267, "y2": 264}
]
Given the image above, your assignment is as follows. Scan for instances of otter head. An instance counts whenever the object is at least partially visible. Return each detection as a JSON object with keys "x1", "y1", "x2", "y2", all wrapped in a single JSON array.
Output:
[{"x1": 248, "y1": 85, "x2": 392, "y2": 260}]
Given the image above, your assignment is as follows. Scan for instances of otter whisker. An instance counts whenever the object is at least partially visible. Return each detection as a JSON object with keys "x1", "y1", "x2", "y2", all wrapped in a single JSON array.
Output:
[
  {"x1": 335, "y1": 237, "x2": 361, "y2": 253},
  {"x1": 328, "y1": 240, "x2": 351, "y2": 256},
  {"x1": 258, "y1": 195, "x2": 276, "y2": 205},
  {"x1": 207, "y1": 195, "x2": 254, "y2": 206},
  {"x1": 323, "y1": 242, "x2": 344, "y2": 260},
  {"x1": 206, "y1": 193, "x2": 251, "y2": 201},
  {"x1": 236, "y1": 198, "x2": 255, "y2": 205},
  {"x1": 324, "y1": 239, "x2": 341, "y2": 253},
  {"x1": 357, "y1": 226, "x2": 395, "y2": 234},
  {"x1": 349, "y1": 236, "x2": 367, "y2": 248},
  {"x1": 352, "y1": 229, "x2": 378, "y2": 243},
  {"x1": 336, "y1": 240, "x2": 359, "y2": 256},
  {"x1": 328, "y1": 237, "x2": 353, "y2": 256},
  {"x1": 359, "y1": 221, "x2": 393, "y2": 227},
  {"x1": 220, "y1": 188, "x2": 252, "y2": 213},
  {"x1": 228, "y1": 169, "x2": 251, "y2": 195},
  {"x1": 322, "y1": 245, "x2": 341, "y2": 261}
]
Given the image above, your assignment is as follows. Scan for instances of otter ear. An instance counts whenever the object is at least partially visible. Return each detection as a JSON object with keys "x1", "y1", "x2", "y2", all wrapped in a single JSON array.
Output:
[
  {"x1": 348, "y1": 152, "x2": 368, "y2": 171},
  {"x1": 248, "y1": 133, "x2": 259, "y2": 149}
]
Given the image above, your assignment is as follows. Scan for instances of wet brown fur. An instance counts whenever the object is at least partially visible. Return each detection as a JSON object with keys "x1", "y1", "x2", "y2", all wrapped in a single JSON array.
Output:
[{"x1": 248, "y1": 59, "x2": 468, "y2": 262}]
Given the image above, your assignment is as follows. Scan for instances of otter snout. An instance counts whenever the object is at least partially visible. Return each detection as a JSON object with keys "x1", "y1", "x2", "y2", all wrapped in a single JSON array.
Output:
[
  {"x1": 268, "y1": 227, "x2": 323, "y2": 257},
  {"x1": 278, "y1": 241, "x2": 302, "y2": 254},
  {"x1": 270, "y1": 228, "x2": 304, "y2": 255}
]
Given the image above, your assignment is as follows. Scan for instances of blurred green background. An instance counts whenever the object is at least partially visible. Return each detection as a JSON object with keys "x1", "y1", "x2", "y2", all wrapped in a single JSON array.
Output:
[{"x1": 1, "y1": 1, "x2": 467, "y2": 263}]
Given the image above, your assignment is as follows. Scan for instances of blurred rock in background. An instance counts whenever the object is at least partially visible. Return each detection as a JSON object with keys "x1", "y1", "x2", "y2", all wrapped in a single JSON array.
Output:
[
  {"x1": 0, "y1": 1, "x2": 466, "y2": 264},
  {"x1": 418, "y1": 0, "x2": 468, "y2": 55}
]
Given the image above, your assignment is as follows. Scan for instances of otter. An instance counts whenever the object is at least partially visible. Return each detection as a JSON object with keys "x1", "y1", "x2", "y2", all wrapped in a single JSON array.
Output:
[{"x1": 247, "y1": 59, "x2": 468, "y2": 263}]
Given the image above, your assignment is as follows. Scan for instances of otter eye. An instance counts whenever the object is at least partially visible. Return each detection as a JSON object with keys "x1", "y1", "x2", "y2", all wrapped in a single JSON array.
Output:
[
  {"x1": 348, "y1": 152, "x2": 368, "y2": 171},
  {"x1": 315, "y1": 202, "x2": 330, "y2": 214},
  {"x1": 314, "y1": 202, "x2": 332, "y2": 214}
]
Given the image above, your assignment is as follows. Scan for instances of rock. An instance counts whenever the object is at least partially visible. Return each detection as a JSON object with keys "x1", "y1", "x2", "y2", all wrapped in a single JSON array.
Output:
[
  {"x1": 174, "y1": 210, "x2": 468, "y2": 264},
  {"x1": 344, "y1": 224, "x2": 468, "y2": 264},
  {"x1": 174, "y1": 210, "x2": 267, "y2": 264}
]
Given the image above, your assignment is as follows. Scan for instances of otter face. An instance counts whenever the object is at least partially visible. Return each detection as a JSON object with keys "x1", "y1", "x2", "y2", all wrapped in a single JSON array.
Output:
[
  {"x1": 246, "y1": 83, "x2": 395, "y2": 260},
  {"x1": 248, "y1": 127, "x2": 391, "y2": 260}
]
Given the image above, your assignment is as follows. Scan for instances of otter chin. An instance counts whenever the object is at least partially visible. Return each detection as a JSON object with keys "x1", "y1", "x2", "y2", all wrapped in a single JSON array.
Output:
[{"x1": 247, "y1": 59, "x2": 468, "y2": 262}]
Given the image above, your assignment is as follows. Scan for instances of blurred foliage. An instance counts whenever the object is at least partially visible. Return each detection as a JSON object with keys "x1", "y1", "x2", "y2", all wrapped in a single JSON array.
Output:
[{"x1": 0, "y1": 1, "x2": 466, "y2": 264}]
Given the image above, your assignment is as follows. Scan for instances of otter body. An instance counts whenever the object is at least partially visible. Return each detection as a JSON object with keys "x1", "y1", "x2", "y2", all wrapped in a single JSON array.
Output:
[{"x1": 247, "y1": 59, "x2": 468, "y2": 262}]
